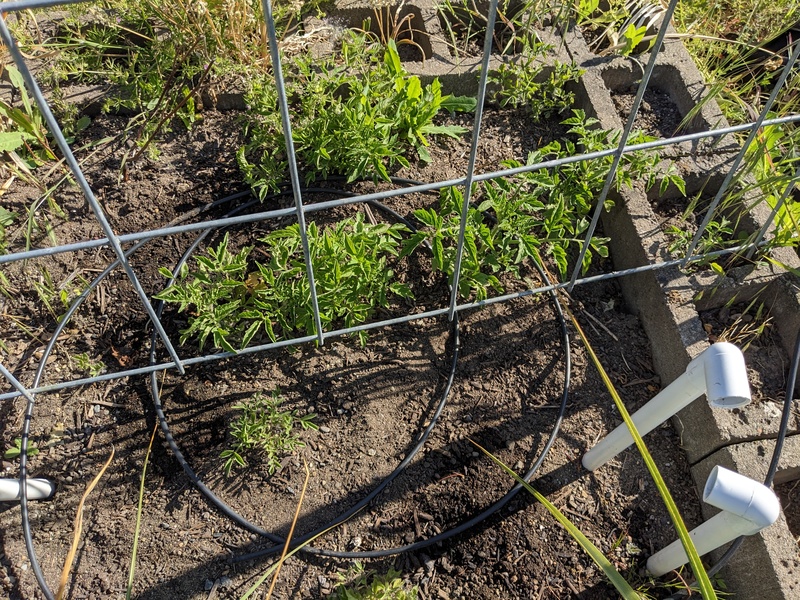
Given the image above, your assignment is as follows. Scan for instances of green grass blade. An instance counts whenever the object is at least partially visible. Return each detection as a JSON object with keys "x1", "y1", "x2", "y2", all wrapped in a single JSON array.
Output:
[
  {"x1": 471, "y1": 440, "x2": 641, "y2": 599},
  {"x1": 570, "y1": 314, "x2": 717, "y2": 599},
  {"x1": 126, "y1": 423, "x2": 159, "y2": 600},
  {"x1": 239, "y1": 521, "x2": 342, "y2": 600}
]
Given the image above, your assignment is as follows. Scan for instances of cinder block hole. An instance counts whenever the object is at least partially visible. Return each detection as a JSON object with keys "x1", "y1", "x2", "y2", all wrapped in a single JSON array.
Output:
[{"x1": 601, "y1": 64, "x2": 710, "y2": 135}]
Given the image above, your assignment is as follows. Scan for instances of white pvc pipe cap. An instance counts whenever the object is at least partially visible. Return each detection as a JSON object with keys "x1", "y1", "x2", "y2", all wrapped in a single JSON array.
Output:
[
  {"x1": 0, "y1": 478, "x2": 56, "y2": 502},
  {"x1": 690, "y1": 342, "x2": 751, "y2": 408},
  {"x1": 704, "y1": 466, "x2": 781, "y2": 532}
]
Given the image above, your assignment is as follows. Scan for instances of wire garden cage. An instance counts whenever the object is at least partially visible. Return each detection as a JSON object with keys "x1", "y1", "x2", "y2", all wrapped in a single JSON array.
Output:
[{"x1": 1, "y1": 0, "x2": 799, "y2": 597}]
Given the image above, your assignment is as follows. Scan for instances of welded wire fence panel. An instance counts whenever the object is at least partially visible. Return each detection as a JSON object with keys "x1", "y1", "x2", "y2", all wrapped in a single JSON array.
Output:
[
  {"x1": 0, "y1": 0, "x2": 796, "y2": 396},
  {"x1": 1, "y1": 0, "x2": 799, "y2": 595}
]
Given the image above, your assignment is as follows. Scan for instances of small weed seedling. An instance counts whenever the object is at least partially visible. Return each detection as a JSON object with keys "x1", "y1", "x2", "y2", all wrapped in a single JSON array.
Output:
[
  {"x1": 330, "y1": 562, "x2": 418, "y2": 600},
  {"x1": 4, "y1": 438, "x2": 40, "y2": 460},
  {"x1": 70, "y1": 352, "x2": 107, "y2": 377},
  {"x1": 33, "y1": 269, "x2": 90, "y2": 322},
  {"x1": 666, "y1": 216, "x2": 736, "y2": 259},
  {"x1": 0, "y1": 207, "x2": 17, "y2": 255},
  {"x1": 221, "y1": 389, "x2": 317, "y2": 476}
]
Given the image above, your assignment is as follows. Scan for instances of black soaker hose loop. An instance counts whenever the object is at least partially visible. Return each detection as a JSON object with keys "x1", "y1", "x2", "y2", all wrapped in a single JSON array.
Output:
[
  {"x1": 148, "y1": 183, "x2": 571, "y2": 561},
  {"x1": 148, "y1": 188, "x2": 459, "y2": 545},
  {"x1": 233, "y1": 249, "x2": 572, "y2": 562},
  {"x1": 15, "y1": 189, "x2": 253, "y2": 600}
]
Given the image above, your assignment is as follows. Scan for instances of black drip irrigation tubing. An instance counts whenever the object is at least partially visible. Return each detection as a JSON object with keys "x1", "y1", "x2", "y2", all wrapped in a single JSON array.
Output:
[
  {"x1": 14, "y1": 188, "x2": 254, "y2": 600},
  {"x1": 146, "y1": 181, "x2": 573, "y2": 563},
  {"x1": 14, "y1": 178, "x2": 796, "y2": 596}
]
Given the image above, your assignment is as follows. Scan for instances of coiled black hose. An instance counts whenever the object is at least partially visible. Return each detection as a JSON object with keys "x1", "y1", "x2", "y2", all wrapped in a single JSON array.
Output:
[{"x1": 148, "y1": 182, "x2": 573, "y2": 562}]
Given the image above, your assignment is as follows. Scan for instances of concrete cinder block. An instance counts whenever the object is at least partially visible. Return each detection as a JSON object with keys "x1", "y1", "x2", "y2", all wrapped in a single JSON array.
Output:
[{"x1": 567, "y1": 18, "x2": 800, "y2": 600}]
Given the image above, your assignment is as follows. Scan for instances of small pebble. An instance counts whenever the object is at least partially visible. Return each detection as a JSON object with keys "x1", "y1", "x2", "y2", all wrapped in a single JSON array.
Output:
[
  {"x1": 204, "y1": 579, "x2": 214, "y2": 591},
  {"x1": 319, "y1": 426, "x2": 331, "y2": 433},
  {"x1": 367, "y1": 448, "x2": 376, "y2": 457},
  {"x1": 218, "y1": 576, "x2": 233, "y2": 589}
]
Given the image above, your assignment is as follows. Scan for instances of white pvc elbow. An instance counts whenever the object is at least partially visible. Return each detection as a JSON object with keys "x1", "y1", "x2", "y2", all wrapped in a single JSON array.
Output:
[
  {"x1": 0, "y1": 478, "x2": 56, "y2": 502},
  {"x1": 582, "y1": 343, "x2": 750, "y2": 471},
  {"x1": 647, "y1": 466, "x2": 780, "y2": 576}
]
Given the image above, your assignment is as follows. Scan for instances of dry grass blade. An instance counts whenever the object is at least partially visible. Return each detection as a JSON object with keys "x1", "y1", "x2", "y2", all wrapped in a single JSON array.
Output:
[
  {"x1": 266, "y1": 457, "x2": 310, "y2": 599},
  {"x1": 56, "y1": 446, "x2": 115, "y2": 600}
]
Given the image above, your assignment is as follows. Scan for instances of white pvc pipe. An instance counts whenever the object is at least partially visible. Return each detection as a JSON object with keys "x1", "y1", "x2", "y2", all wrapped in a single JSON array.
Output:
[
  {"x1": 582, "y1": 343, "x2": 750, "y2": 471},
  {"x1": 0, "y1": 478, "x2": 56, "y2": 502},
  {"x1": 647, "y1": 466, "x2": 781, "y2": 576}
]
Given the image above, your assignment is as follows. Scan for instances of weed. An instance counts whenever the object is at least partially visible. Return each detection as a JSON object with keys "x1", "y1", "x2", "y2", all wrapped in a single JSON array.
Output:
[
  {"x1": 4, "y1": 438, "x2": 39, "y2": 460},
  {"x1": 436, "y1": 0, "x2": 546, "y2": 58},
  {"x1": 666, "y1": 215, "x2": 736, "y2": 258},
  {"x1": 238, "y1": 34, "x2": 475, "y2": 196},
  {"x1": 487, "y1": 37, "x2": 583, "y2": 120},
  {"x1": 70, "y1": 352, "x2": 106, "y2": 377},
  {"x1": 0, "y1": 207, "x2": 17, "y2": 255},
  {"x1": 366, "y1": 0, "x2": 425, "y2": 56},
  {"x1": 716, "y1": 297, "x2": 773, "y2": 351},
  {"x1": 156, "y1": 213, "x2": 413, "y2": 351},
  {"x1": 403, "y1": 111, "x2": 685, "y2": 298},
  {"x1": 576, "y1": 0, "x2": 663, "y2": 56},
  {"x1": 33, "y1": 269, "x2": 89, "y2": 321},
  {"x1": 220, "y1": 389, "x2": 317, "y2": 476},
  {"x1": 330, "y1": 562, "x2": 417, "y2": 600},
  {"x1": 0, "y1": 64, "x2": 58, "y2": 167},
  {"x1": 42, "y1": 0, "x2": 323, "y2": 164}
]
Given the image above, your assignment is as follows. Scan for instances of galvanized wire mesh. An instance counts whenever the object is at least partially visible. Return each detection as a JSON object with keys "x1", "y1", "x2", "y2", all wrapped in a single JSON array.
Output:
[
  {"x1": 1, "y1": 0, "x2": 799, "y2": 595},
  {"x1": 0, "y1": 0, "x2": 796, "y2": 394}
]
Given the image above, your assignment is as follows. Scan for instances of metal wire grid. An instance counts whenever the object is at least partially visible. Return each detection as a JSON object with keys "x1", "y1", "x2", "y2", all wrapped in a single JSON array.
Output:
[
  {"x1": 0, "y1": 0, "x2": 798, "y2": 400},
  {"x1": 0, "y1": 0, "x2": 798, "y2": 596}
]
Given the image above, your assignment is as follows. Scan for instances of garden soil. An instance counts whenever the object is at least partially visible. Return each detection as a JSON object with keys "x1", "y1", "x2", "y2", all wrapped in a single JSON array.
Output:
[{"x1": 0, "y1": 99, "x2": 785, "y2": 599}]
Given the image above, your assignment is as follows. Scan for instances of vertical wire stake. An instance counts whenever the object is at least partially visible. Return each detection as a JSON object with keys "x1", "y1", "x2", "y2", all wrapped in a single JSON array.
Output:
[
  {"x1": 567, "y1": 0, "x2": 680, "y2": 292},
  {"x1": 259, "y1": 0, "x2": 324, "y2": 345},
  {"x1": 0, "y1": 362, "x2": 55, "y2": 600},
  {"x1": 447, "y1": 0, "x2": 499, "y2": 321},
  {"x1": 0, "y1": 14, "x2": 186, "y2": 375},
  {"x1": 683, "y1": 38, "x2": 800, "y2": 267}
]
